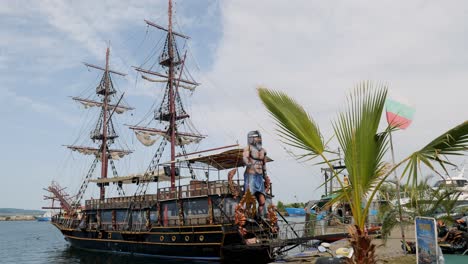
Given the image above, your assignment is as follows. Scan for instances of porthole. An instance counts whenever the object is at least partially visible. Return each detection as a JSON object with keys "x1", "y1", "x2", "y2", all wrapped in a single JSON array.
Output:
[
  {"x1": 185, "y1": 235, "x2": 190, "y2": 242},
  {"x1": 160, "y1": 235, "x2": 164, "y2": 241},
  {"x1": 108, "y1": 233, "x2": 112, "y2": 239},
  {"x1": 199, "y1": 235, "x2": 204, "y2": 242},
  {"x1": 171, "y1": 235, "x2": 176, "y2": 242},
  {"x1": 98, "y1": 232, "x2": 102, "y2": 239}
]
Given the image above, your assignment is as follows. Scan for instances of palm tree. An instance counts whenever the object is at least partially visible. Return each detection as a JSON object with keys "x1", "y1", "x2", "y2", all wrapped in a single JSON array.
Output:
[
  {"x1": 258, "y1": 82, "x2": 468, "y2": 264},
  {"x1": 378, "y1": 178, "x2": 461, "y2": 242},
  {"x1": 376, "y1": 182, "x2": 409, "y2": 243}
]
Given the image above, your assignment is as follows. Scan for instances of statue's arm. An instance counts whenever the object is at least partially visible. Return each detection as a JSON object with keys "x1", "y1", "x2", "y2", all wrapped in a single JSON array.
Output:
[{"x1": 243, "y1": 147, "x2": 251, "y2": 166}]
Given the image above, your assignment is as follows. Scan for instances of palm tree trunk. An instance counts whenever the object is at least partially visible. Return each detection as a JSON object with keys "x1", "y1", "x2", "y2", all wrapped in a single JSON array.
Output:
[{"x1": 347, "y1": 225, "x2": 376, "y2": 264}]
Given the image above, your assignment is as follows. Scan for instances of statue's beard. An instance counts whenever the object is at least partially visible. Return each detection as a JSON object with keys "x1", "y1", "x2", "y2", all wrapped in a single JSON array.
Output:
[{"x1": 252, "y1": 142, "x2": 262, "y2": 150}]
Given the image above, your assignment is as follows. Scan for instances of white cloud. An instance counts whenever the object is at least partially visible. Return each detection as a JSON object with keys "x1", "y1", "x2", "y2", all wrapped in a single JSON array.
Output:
[
  {"x1": 194, "y1": 0, "x2": 468, "y2": 203},
  {"x1": 30, "y1": 0, "x2": 221, "y2": 98},
  {"x1": 0, "y1": 0, "x2": 223, "y2": 209},
  {"x1": 1, "y1": 88, "x2": 78, "y2": 126},
  {"x1": 3, "y1": 0, "x2": 468, "y2": 209}
]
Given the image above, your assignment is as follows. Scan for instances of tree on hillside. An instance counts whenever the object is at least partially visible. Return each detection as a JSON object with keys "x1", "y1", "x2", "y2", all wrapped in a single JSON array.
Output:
[{"x1": 277, "y1": 201, "x2": 285, "y2": 211}]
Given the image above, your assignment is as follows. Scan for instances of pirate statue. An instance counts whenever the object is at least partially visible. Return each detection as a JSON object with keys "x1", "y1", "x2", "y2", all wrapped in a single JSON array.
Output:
[{"x1": 243, "y1": 130, "x2": 270, "y2": 216}]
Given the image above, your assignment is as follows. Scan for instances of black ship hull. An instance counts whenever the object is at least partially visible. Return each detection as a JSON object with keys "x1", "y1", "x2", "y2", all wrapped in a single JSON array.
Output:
[{"x1": 54, "y1": 223, "x2": 273, "y2": 263}]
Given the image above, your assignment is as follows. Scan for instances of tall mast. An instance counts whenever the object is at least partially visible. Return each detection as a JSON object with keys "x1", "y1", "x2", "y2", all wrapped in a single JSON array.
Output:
[
  {"x1": 100, "y1": 47, "x2": 110, "y2": 200},
  {"x1": 131, "y1": 0, "x2": 203, "y2": 193},
  {"x1": 168, "y1": 0, "x2": 176, "y2": 189},
  {"x1": 65, "y1": 47, "x2": 130, "y2": 208}
]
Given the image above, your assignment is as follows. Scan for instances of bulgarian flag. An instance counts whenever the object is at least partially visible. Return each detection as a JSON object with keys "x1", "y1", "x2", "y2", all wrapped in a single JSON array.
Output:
[{"x1": 385, "y1": 99, "x2": 415, "y2": 129}]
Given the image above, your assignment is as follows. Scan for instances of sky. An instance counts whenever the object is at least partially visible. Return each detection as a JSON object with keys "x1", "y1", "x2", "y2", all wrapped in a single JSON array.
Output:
[{"x1": 1, "y1": 0, "x2": 467, "y2": 210}]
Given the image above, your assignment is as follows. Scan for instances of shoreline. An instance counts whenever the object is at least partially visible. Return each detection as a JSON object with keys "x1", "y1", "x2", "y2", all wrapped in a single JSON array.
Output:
[{"x1": 0, "y1": 215, "x2": 38, "y2": 221}]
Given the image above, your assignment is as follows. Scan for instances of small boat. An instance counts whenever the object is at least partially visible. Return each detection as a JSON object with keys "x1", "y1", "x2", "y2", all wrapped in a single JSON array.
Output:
[
  {"x1": 285, "y1": 207, "x2": 305, "y2": 216},
  {"x1": 433, "y1": 166, "x2": 468, "y2": 202},
  {"x1": 35, "y1": 212, "x2": 52, "y2": 222}
]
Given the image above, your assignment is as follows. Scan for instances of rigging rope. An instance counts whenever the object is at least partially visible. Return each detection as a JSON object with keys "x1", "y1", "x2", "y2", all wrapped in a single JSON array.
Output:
[
  {"x1": 109, "y1": 158, "x2": 125, "y2": 197},
  {"x1": 131, "y1": 135, "x2": 168, "y2": 199},
  {"x1": 68, "y1": 157, "x2": 99, "y2": 228},
  {"x1": 125, "y1": 137, "x2": 168, "y2": 230}
]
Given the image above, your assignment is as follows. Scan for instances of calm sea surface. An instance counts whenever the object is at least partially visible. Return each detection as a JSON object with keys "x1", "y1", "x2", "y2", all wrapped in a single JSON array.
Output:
[
  {"x1": 0, "y1": 218, "x2": 303, "y2": 264},
  {"x1": 0, "y1": 221, "x2": 216, "y2": 264}
]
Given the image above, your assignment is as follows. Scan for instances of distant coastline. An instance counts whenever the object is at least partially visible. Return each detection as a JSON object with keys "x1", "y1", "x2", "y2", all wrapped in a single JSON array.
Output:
[
  {"x1": 0, "y1": 208, "x2": 45, "y2": 221},
  {"x1": 0, "y1": 215, "x2": 37, "y2": 221}
]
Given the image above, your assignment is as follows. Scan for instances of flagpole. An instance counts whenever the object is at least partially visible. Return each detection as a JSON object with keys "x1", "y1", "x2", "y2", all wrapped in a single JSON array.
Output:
[{"x1": 389, "y1": 130, "x2": 407, "y2": 254}]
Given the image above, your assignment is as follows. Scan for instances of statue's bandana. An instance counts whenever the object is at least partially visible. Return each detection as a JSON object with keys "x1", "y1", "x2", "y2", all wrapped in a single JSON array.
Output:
[{"x1": 247, "y1": 130, "x2": 262, "y2": 150}]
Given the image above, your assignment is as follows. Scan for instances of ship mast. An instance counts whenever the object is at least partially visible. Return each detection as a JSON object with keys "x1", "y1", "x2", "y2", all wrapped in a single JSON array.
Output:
[
  {"x1": 131, "y1": 0, "x2": 203, "y2": 192},
  {"x1": 168, "y1": 0, "x2": 176, "y2": 189},
  {"x1": 100, "y1": 47, "x2": 110, "y2": 200},
  {"x1": 66, "y1": 47, "x2": 132, "y2": 205}
]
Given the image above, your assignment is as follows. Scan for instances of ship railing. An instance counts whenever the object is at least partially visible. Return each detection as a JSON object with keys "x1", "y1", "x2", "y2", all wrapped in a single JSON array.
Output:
[
  {"x1": 238, "y1": 217, "x2": 278, "y2": 245},
  {"x1": 90, "y1": 217, "x2": 217, "y2": 231},
  {"x1": 70, "y1": 215, "x2": 232, "y2": 232},
  {"x1": 52, "y1": 215, "x2": 81, "y2": 229},
  {"x1": 100, "y1": 222, "x2": 120, "y2": 231},
  {"x1": 272, "y1": 218, "x2": 349, "y2": 244},
  {"x1": 83, "y1": 222, "x2": 148, "y2": 232},
  {"x1": 85, "y1": 195, "x2": 158, "y2": 210},
  {"x1": 57, "y1": 214, "x2": 236, "y2": 231},
  {"x1": 157, "y1": 180, "x2": 240, "y2": 200},
  {"x1": 161, "y1": 215, "x2": 216, "y2": 226},
  {"x1": 129, "y1": 223, "x2": 146, "y2": 231},
  {"x1": 83, "y1": 180, "x2": 243, "y2": 210},
  {"x1": 184, "y1": 215, "x2": 212, "y2": 225},
  {"x1": 272, "y1": 217, "x2": 382, "y2": 247},
  {"x1": 213, "y1": 215, "x2": 235, "y2": 224},
  {"x1": 62, "y1": 219, "x2": 81, "y2": 229}
]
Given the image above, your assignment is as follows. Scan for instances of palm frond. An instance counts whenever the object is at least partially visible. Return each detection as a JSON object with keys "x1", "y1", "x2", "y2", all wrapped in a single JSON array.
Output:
[
  {"x1": 379, "y1": 205, "x2": 401, "y2": 243},
  {"x1": 258, "y1": 87, "x2": 325, "y2": 157},
  {"x1": 402, "y1": 121, "x2": 468, "y2": 188},
  {"x1": 332, "y1": 81, "x2": 389, "y2": 228}
]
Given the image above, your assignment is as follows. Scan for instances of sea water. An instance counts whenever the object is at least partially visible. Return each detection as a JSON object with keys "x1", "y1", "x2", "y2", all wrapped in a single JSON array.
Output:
[
  {"x1": 0, "y1": 221, "x2": 207, "y2": 264},
  {"x1": 0, "y1": 217, "x2": 311, "y2": 264}
]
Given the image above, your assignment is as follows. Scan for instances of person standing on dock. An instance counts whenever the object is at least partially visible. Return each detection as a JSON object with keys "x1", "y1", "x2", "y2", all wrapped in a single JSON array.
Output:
[
  {"x1": 243, "y1": 130, "x2": 269, "y2": 217},
  {"x1": 316, "y1": 207, "x2": 327, "y2": 235}
]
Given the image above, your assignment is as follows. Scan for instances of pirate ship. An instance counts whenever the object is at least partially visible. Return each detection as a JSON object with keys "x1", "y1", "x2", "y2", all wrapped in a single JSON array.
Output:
[{"x1": 42, "y1": 1, "x2": 302, "y2": 262}]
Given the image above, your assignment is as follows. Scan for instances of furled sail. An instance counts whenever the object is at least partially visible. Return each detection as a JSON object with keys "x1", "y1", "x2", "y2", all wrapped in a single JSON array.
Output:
[
  {"x1": 135, "y1": 131, "x2": 159, "y2": 146},
  {"x1": 130, "y1": 126, "x2": 204, "y2": 147},
  {"x1": 66, "y1": 145, "x2": 133, "y2": 160},
  {"x1": 72, "y1": 97, "x2": 134, "y2": 114},
  {"x1": 89, "y1": 171, "x2": 189, "y2": 184},
  {"x1": 177, "y1": 136, "x2": 202, "y2": 146},
  {"x1": 141, "y1": 75, "x2": 196, "y2": 91}
]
